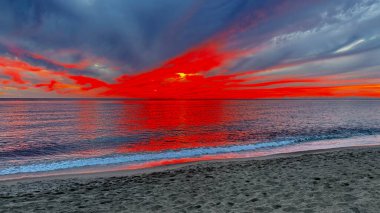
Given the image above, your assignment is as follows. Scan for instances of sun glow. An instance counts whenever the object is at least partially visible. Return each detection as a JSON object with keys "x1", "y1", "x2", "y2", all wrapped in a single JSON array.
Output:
[{"x1": 176, "y1": 72, "x2": 200, "y2": 81}]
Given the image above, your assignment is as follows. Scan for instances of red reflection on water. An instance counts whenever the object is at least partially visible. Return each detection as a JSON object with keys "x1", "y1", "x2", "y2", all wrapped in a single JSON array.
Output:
[
  {"x1": 118, "y1": 131, "x2": 235, "y2": 152},
  {"x1": 116, "y1": 100, "x2": 238, "y2": 153},
  {"x1": 76, "y1": 101, "x2": 100, "y2": 140},
  {"x1": 121, "y1": 100, "x2": 228, "y2": 130},
  {"x1": 122, "y1": 152, "x2": 259, "y2": 170},
  {"x1": 126, "y1": 156, "x2": 218, "y2": 170},
  {"x1": 0, "y1": 102, "x2": 29, "y2": 152},
  {"x1": 122, "y1": 137, "x2": 380, "y2": 171}
]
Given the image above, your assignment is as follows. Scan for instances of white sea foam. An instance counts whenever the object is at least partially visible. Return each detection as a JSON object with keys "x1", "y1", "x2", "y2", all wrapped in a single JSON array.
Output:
[
  {"x1": 1, "y1": 134, "x2": 380, "y2": 177},
  {"x1": 0, "y1": 139, "x2": 297, "y2": 176}
]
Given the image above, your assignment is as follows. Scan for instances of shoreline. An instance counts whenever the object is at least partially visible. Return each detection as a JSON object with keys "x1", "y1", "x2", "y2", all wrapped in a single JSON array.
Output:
[
  {"x1": 1, "y1": 144, "x2": 379, "y2": 185},
  {"x1": 1, "y1": 146, "x2": 380, "y2": 212}
]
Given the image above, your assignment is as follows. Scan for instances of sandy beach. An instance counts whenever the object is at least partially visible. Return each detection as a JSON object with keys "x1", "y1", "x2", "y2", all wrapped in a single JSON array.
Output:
[{"x1": 1, "y1": 147, "x2": 379, "y2": 213}]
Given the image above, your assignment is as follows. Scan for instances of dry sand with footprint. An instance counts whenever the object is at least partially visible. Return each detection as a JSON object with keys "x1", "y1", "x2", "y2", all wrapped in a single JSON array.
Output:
[{"x1": 1, "y1": 147, "x2": 379, "y2": 212}]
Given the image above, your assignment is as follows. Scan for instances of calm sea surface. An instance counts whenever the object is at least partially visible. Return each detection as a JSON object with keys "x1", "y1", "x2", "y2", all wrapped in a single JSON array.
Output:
[{"x1": 0, "y1": 99, "x2": 379, "y2": 179}]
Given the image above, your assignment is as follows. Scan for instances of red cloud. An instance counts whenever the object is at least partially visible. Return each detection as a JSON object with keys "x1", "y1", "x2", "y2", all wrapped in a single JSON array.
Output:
[
  {"x1": 3, "y1": 69, "x2": 28, "y2": 84},
  {"x1": 69, "y1": 76, "x2": 109, "y2": 91},
  {"x1": 35, "y1": 80, "x2": 57, "y2": 91},
  {"x1": 1, "y1": 41, "x2": 380, "y2": 98}
]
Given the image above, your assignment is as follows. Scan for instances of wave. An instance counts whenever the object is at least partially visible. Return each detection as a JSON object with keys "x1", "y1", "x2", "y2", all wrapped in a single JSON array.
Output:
[{"x1": 1, "y1": 133, "x2": 379, "y2": 176}]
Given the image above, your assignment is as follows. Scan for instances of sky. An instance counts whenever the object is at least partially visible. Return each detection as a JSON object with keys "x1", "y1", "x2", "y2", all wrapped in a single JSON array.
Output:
[{"x1": 0, "y1": 0, "x2": 380, "y2": 98}]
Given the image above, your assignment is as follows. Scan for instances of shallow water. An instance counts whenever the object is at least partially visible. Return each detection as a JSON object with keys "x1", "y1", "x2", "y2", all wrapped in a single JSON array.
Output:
[{"x1": 0, "y1": 99, "x2": 379, "y2": 179}]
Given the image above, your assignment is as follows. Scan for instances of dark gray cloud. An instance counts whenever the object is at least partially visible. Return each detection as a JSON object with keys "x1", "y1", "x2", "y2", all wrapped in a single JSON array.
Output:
[
  {"x1": 0, "y1": 0, "x2": 270, "y2": 75},
  {"x1": 230, "y1": 0, "x2": 380, "y2": 77},
  {"x1": 0, "y1": 0, "x2": 380, "y2": 85}
]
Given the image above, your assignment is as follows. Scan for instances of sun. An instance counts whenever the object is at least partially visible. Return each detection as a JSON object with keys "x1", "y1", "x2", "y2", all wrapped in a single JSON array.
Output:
[
  {"x1": 177, "y1": 72, "x2": 187, "y2": 80},
  {"x1": 176, "y1": 72, "x2": 200, "y2": 81}
]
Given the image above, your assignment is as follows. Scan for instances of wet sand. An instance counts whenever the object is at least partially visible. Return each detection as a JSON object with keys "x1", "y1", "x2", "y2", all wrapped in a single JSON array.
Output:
[{"x1": 1, "y1": 147, "x2": 380, "y2": 213}]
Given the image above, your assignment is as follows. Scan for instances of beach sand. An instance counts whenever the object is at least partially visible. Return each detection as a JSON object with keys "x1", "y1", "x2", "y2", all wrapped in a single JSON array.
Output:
[{"x1": 1, "y1": 147, "x2": 380, "y2": 213}]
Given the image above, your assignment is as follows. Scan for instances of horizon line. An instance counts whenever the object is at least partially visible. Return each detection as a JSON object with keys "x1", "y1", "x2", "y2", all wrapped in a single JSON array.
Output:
[{"x1": 0, "y1": 97, "x2": 380, "y2": 101}]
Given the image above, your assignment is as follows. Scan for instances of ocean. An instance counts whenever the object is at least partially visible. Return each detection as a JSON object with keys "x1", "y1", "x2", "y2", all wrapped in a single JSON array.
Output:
[{"x1": 0, "y1": 99, "x2": 379, "y2": 180}]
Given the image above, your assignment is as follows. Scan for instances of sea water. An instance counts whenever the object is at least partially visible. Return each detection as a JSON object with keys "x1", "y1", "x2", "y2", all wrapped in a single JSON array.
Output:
[{"x1": 0, "y1": 99, "x2": 379, "y2": 179}]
